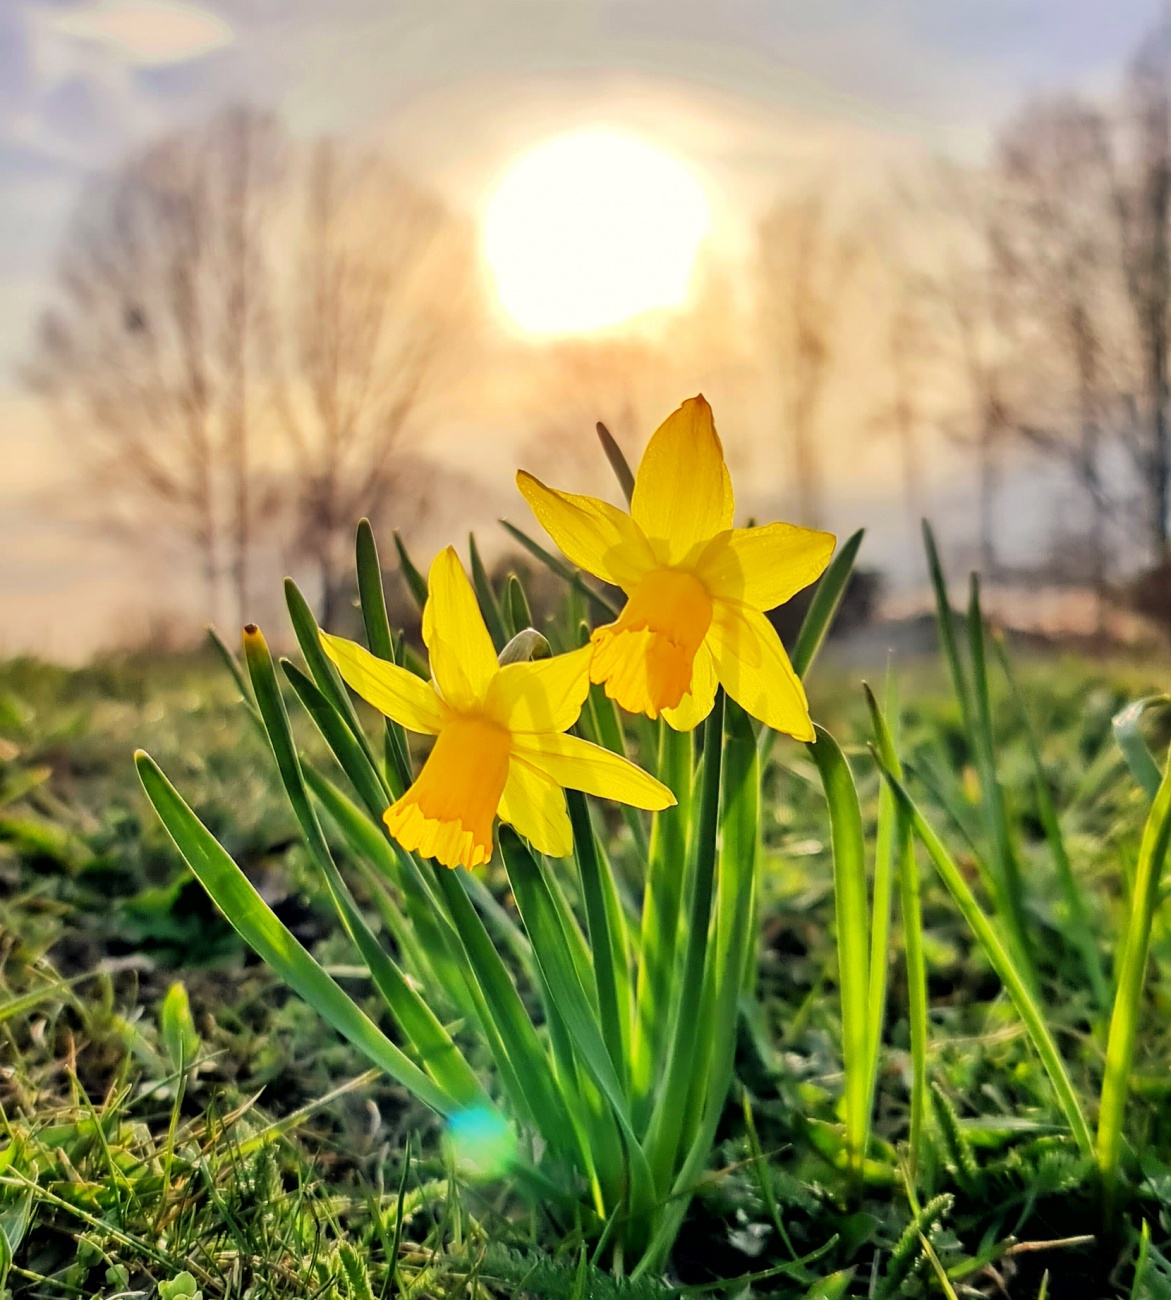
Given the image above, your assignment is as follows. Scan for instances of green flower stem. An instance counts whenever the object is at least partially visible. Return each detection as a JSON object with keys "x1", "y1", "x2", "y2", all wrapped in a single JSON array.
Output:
[{"x1": 642, "y1": 690, "x2": 724, "y2": 1194}]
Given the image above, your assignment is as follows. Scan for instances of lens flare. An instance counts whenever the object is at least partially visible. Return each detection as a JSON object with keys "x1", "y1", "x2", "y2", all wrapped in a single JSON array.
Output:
[{"x1": 446, "y1": 1106, "x2": 517, "y2": 1180}]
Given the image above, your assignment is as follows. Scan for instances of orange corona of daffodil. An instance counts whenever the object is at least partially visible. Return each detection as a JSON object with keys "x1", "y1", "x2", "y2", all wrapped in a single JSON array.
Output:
[
  {"x1": 320, "y1": 546, "x2": 675, "y2": 870},
  {"x1": 517, "y1": 395, "x2": 836, "y2": 739}
]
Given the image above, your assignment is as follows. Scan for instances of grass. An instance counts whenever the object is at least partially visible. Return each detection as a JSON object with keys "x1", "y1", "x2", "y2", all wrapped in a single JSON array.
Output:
[{"x1": 2, "y1": 630, "x2": 1171, "y2": 1296}]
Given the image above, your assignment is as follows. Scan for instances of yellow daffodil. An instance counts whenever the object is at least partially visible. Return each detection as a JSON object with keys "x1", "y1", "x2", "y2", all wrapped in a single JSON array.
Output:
[
  {"x1": 320, "y1": 546, "x2": 674, "y2": 870},
  {"x1": 517, "y1": 395, "x2": 836, "y2": 739}
]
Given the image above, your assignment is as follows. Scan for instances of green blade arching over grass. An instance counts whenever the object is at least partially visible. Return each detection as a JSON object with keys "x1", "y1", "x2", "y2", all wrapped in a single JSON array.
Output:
[
  {"x1": 427, "y1": 862, "x2": 577, "y2": 1161},
  {"x1": 864, "y1": 684, "x2": 927, "y2": 1176},
  {"x1": 808, "y1": 724, "x2": 871, "y2": 1179},
  {"x1": 134, "y1": 751, "x2": 459, "y2": 1117},
  {"x1": 1097, "y1": 742, "x2": 1171, "y2": 1200},
  {"x1": 243, "y1": 626, "x2": 485, "y2": 1109},
  {"x1": 873, "y1": 753, "x2": 1092, "y2": 1155},
  {"x1": 993, "y1": 634, "x2": 1107, "y2": 1008},
  {"x1": 1113, "y1": 696, "x2": 1169, "y2": 802},
  {"x1": 303, "y1": 765, "x2": 474, "y2": 1012}
]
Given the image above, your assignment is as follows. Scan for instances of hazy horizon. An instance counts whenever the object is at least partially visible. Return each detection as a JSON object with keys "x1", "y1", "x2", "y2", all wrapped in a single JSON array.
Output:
[{"x1": 1, "y1": 0, "x2": 1164, "y2": 661}]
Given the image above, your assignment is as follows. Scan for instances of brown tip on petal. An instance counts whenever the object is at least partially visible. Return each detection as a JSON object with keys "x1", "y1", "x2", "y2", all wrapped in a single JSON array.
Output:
[{"x1": 243, "y1": 623, "x2": 259, "y2": 636}]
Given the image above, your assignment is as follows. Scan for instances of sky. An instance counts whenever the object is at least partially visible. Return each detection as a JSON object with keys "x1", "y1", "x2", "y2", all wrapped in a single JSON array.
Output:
[{"x1": 0, "y1": 0, "x2": 1162, "y2": 659}]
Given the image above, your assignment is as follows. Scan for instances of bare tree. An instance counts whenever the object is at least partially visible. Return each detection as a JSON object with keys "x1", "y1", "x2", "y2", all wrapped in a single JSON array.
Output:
[
  {"x1": 270, "y1": 141, "x2": 473, "y2": 624},
  {"x1": 868, "y1": 264, "x2": 938, "y2": 542},
  {"x1": 28, "y1": 106, "x2": 283, "y2": 625},
  {"x1": 1111, "y1": 20, "x2": 1171, "y2": 563},
  {"x1": 995, "y1": 95, "x2": 1124, "y2": 605},
  {"x1": 758, "y1": 192, "x2": 856, "y2": 528}
]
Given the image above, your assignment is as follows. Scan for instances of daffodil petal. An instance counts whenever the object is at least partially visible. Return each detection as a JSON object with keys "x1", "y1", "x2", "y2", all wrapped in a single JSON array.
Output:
[
  {"x1": 661, "y1": 641, "x2": 718, "y2": 732},
  {"x1": 630, "y1": 395, "x2": 734, "y2": 564},
  {"x1": 498, "y1": 754, "x2": 573, "y2": 858},
  {"x1": 422, "y1": 546, "x2": 499, "y2": 710},
  {"x1": 696, "y1": 522, "x2": 836, "y2": 610},
  {"x1": 484, "y1": 645, "x2": 592, "y2": 733},
  {"x1": 511, "y1": 732, "x2": 676, "y2": 810},
  {"x1": 320, "y1": 631, "x2": 447, "y2": 734},
  {"x1": 516, "y1": 471, "x2": 657, "y2": 590},
  {"x1": 706, "y1": 599, "x2": 814, "y2": 740}
]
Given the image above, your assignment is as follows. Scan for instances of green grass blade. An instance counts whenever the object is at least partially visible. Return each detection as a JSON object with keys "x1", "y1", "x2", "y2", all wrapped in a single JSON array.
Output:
[
  {"x1": 808, "y1": 724, "x2": 871, "y2": 1178},
  {"x1": 208, "y1": 625, "x2": 256, "y2": 706},
  {"x1": 631, "y1": 724, "x2": 693, "y2": 1113},
  {"x1": 642, "y1": 692, "x2": 724, "y2": 1194},
  {"x1": 791, "y1": 527, "x2": 865, "y2": 680},
  {"x1": 428, "y1": 862, "x2": 576, "y2": 1156},
  {"x1": 469, "y1": 532, "x2": 508, "y2": 650},
  {"x1": 967, "y1": 575, "x2": 1035, "y2": 993},
  {"x1": 567, "y1": 790, "x2": 626, "y2": 1087},
  {"x1": 594, "y1": 420, "x2": 635, "y2": 504},
  {"x1": 498, "y1": 828, "x2": 655, "y2": 1220},
  {"x1": 355, "y1": 519, "x2": 395, "y2": 661},
  {"x1": 993, "y1": 634, "x2": 1107, "y2": 1007},
  {"x1": 864, "y1": 684, "x2": 927, "y2": 1177},
  {"x1": 1096, "y1": 745, "x2": 1171, "y2": 1200},
  {"x1": 393, "y1": 531, "x2": 428, "y2": 612},
  {"x1": 355, "y1": 519, "x2": 414, "y2": 795},
  {"x1": 505, "y1": 574, "x2": 534, "y2": 640},
  {"x1": 582, "y1": 684, "x2": 649, "y2": 860},
  {"x1": 873, "y1": 754, "x2": 1092, "y2": 1155},
  {"x1": 1113, "y1": 697, "x2": 1169, "y2": 803},
  {"x1": 499, "y1": 519, "x2": 620, "y2": 618},
  {"x1": 134, "y1": 751, "x2": 459, "y2": 1116},
  {"x1": 864, "y1": 676, "x2": 897, "y2": 1154},
  {"x1": 282, "y1": 658, "x2": 390, "y2": 820},
  {"x1": 640, "y1": 699, "x2": 760, "y2": 1269},
  {"x1": 284, "y1": 579, "x2": 386, "y2": 782},
  {"x1": 303, "y1": 765, "x2": 474, "y2": 1013},
  {"x1": 921, "y1": 520, "x2": 975, "y2": 735}
]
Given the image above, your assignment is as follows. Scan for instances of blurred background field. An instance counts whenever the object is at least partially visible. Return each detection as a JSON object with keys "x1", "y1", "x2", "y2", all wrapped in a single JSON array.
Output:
[{"x1": 5, "y1": 2, "x2": 1171, "y2": 657}]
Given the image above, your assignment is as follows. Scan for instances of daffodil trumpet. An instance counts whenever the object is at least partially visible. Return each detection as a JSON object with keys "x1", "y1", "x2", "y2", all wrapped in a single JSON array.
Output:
[
  {"x1": 517, "y1": 394, "x2": 836, "y2": 737},
  {"x1": 320, "y1": 545, "x2": 674, "y2": 871}
]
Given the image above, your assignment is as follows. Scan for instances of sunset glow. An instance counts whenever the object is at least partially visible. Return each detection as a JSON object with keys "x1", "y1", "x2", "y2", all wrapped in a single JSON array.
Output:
[{"x1": 483, "y1": 131, "x2": 711, "y2": 336}]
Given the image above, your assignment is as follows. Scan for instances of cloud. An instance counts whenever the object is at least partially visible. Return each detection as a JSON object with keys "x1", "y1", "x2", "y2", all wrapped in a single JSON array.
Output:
[{"x1": 48, "y1": 0, "x2": 233, "y2": 67}]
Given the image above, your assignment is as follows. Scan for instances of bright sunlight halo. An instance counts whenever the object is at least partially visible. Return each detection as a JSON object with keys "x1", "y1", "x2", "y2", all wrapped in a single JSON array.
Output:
[{"x1": 483, "y1": 130, "x2": 711, "y2": 336}]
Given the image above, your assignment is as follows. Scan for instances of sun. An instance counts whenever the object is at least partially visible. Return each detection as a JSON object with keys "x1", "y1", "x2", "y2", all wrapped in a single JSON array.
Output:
[{"x1": 483, "y1": 130, "x2": 711, "y2": 337}]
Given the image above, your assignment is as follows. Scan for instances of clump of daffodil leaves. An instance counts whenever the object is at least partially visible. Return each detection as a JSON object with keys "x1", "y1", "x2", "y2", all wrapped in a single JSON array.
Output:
[
  {"x1": 123, "y1": 387, "x2": 1171, "y2": 1280},
  {"x1": 137, "y1": 393, "x2": 859, "y2": 1275}
]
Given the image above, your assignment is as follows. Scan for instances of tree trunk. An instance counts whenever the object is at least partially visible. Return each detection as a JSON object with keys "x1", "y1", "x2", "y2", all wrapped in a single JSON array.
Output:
[{"x1": 978, "y1": 411, "x2": 998, "y2": 576}]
